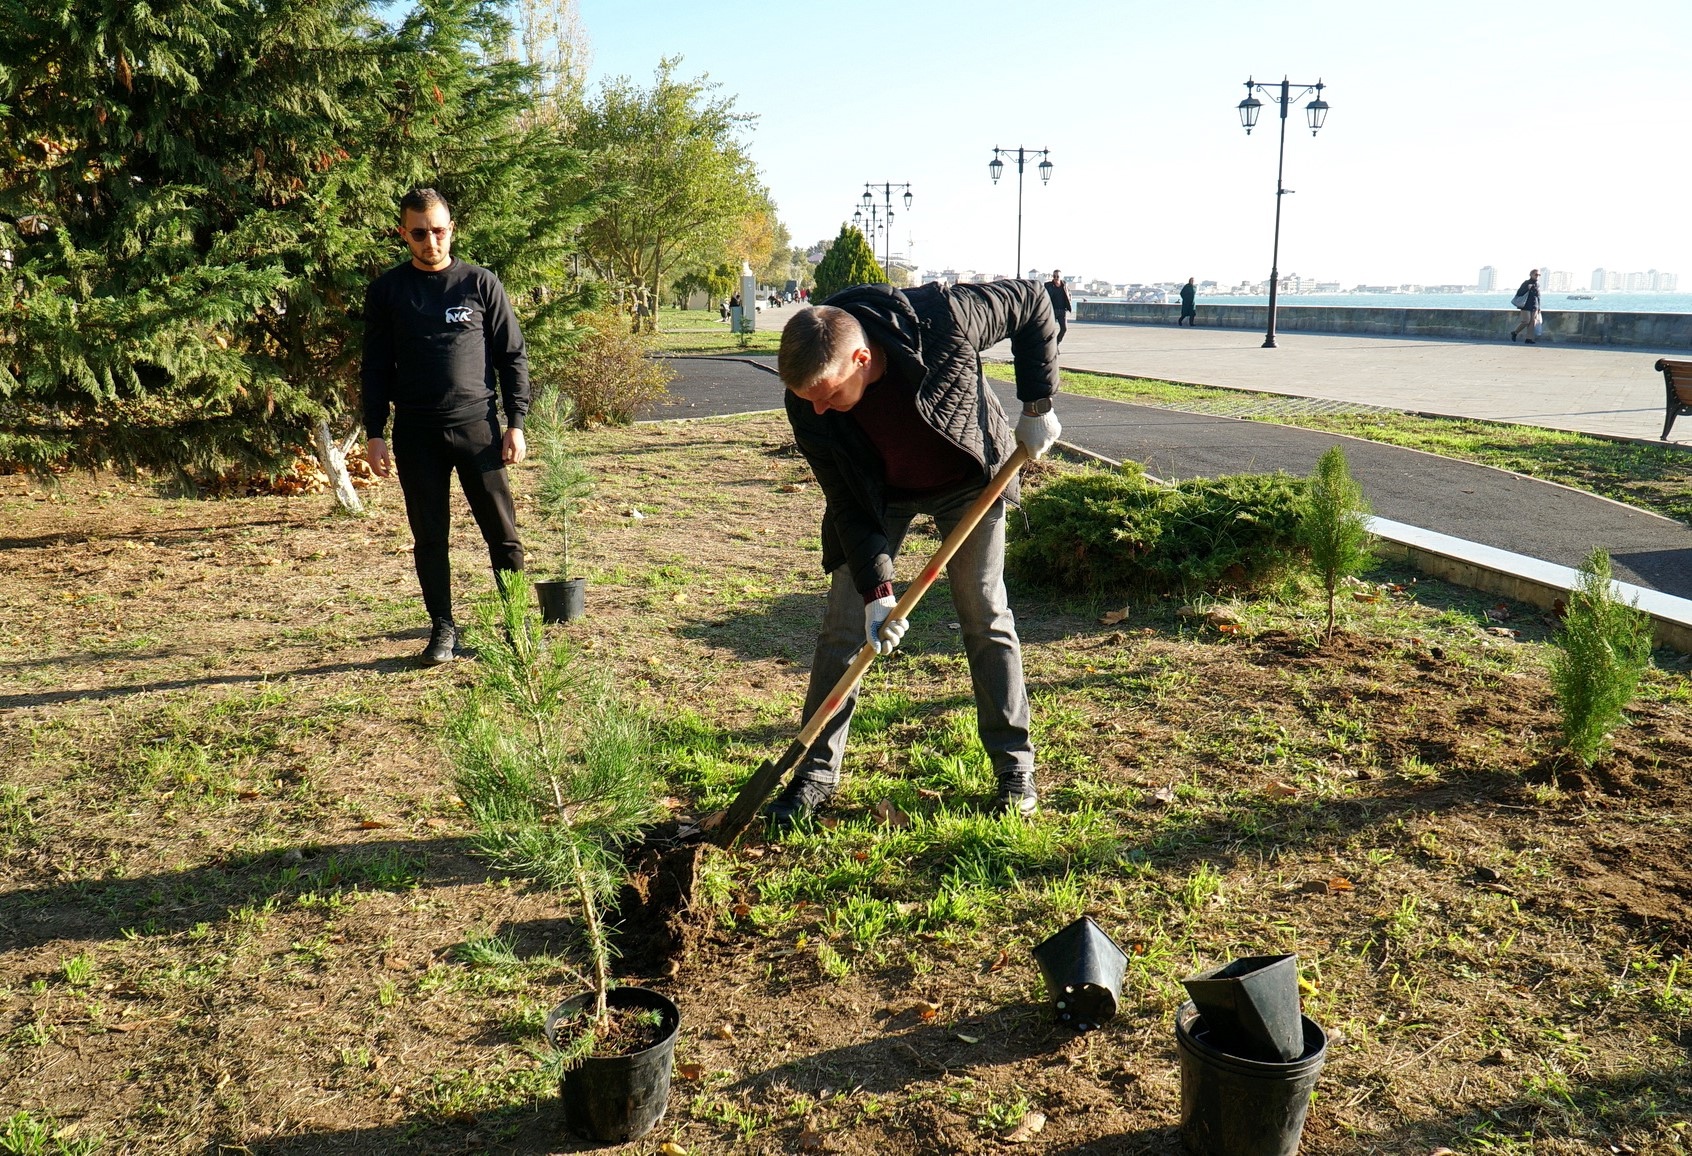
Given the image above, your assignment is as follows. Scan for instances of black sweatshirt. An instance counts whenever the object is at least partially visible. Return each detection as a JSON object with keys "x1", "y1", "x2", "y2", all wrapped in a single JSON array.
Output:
[{"x1": 360, "y1": 258, "x2": 530, "y2": 436}]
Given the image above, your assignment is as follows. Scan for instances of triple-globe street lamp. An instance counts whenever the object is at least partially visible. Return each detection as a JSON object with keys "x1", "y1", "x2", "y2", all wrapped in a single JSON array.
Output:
[
  {"x1": 1237, "y1": 76, "x2": 1329, "y2": 348},
  {"x1": 987, "y1": 146, "x2": 1052, "y2": 278}
]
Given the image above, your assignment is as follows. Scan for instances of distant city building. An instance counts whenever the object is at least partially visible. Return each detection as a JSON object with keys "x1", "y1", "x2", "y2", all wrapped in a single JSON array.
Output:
[
  {"x1": 1478, "y1": 266, "x2": 1497, "y2": 291},
  {"x1": 1662, "y1": 272, "x2": 1680, "y2": 292},
  {"x1": 1627, "y1": 271, "x2": 1648, "y2": 291},
  {"x1": 1591, "y1": 267, "x2": 1606, "y2": 291}
]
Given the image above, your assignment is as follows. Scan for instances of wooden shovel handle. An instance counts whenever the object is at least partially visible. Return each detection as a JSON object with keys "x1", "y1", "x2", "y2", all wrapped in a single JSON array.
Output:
[{"x1": 711, "y1": 445, "x2": 1031, "y2": 847}]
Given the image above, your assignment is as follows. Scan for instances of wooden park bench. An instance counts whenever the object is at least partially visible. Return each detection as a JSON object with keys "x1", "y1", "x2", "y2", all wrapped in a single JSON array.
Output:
[{"x1": 1656, "y1": 358, "x2": 1692, "y2": 439}]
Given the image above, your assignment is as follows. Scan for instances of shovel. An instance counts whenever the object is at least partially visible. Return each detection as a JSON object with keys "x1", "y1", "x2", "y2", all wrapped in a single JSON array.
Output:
[
  {"x1": 616, "y1": 445, "x2": 1033, "y2": 973},
  {"x1": 706, "y1": 443, "x2": 1032, "y2": 848}
]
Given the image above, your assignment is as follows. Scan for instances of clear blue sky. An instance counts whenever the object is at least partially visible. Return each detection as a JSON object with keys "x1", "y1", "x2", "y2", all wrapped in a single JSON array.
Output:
[{"x1": 572, "y1": 0, "x2": 1688, "y2": 288}]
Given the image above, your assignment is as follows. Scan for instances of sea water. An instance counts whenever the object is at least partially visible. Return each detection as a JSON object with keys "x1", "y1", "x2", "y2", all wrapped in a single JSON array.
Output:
[{"x1": 1165, "y1": 291, "x2": 1692, "y2": 314}]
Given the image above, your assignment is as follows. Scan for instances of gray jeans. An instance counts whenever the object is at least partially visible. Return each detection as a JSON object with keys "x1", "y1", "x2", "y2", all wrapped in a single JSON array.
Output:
[{"x1": 797, "y1": 483, "x2": 1033, "y2": 785}]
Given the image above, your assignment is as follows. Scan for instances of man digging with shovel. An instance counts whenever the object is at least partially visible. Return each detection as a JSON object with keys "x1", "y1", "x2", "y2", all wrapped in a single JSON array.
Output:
[{"x1": 769, "y1": 280, "x2": 1062, "y2": 832}]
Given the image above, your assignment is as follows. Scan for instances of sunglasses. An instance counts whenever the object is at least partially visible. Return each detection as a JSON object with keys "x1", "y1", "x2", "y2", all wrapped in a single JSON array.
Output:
[{"x1": 405, "y1": 226, "x2": 451, "y2": 242}]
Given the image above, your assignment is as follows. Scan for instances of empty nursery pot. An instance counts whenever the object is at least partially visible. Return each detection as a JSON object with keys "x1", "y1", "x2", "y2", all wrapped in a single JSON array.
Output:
[
  {"x1": 545, "y1": 986, "x2": 679, "y2": 1142},
  {"x1": 1176, "y1": 1001, "x2": 1327, "y2": 1156},
  {"x1": 534, "y1": 577, "x2": 586, "y2": 624},
  {"x1": 1182, "y1": 953, "x2": 1303, "y2": 1063},
  {"x1": 1030, "y1": 916, "x2": 1128, "y2": 1030}
]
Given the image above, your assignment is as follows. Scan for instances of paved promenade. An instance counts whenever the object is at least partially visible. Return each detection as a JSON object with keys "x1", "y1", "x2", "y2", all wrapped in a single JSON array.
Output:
[
  {"x1": 1003, "y1": 320, "x2": 1692, "y2": 446},
  {"x1": 655, "y1": 353, "x2": 1692, "y2": 601}
]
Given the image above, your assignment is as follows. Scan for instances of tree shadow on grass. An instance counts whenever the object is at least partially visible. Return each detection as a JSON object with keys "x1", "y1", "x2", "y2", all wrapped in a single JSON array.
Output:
[{"x1": 0, "y1": 837, "x2": 485, "y2": 954}]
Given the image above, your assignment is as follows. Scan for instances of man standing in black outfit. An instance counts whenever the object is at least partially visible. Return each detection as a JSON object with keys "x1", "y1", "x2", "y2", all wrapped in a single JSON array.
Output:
[
  {"x1": 361, "y1": 188, "x2": 530, "y2": 664},
  {"x1": 1178, "y1": 277, "x2": 1197, "y2": 326},
  {"x1": 1044, "y1": 269, "x2": 1072, "y2": 345}
]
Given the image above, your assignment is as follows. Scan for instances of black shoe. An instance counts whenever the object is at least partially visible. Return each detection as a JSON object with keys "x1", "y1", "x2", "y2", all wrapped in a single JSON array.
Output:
[
  {"x1": 1511, "y1": 331, "x2": 1518, "y2": 341},
  {"x1": 1524, "y1": 339, "x2": 1536, "y2": 345},
  {"x1": 421, "y1": 618, "x2": 458, "y2": 665},
  {"x1": 994, "y1": 769, "x2": 1039, "y2": 818},
  {"x1": 765, "y1": 776, "x2": 837, "y2": 834}
]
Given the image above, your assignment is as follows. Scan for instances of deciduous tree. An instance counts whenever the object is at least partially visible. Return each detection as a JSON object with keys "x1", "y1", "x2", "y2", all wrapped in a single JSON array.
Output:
[{"x1": 566, "y1": 57, "x2": 765, "y2": 330}]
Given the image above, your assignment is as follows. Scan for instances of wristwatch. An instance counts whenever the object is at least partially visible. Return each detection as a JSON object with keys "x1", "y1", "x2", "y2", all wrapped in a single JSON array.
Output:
[{"x1": 1022, "y1": 397, "x2": 1053, "y2": 416}]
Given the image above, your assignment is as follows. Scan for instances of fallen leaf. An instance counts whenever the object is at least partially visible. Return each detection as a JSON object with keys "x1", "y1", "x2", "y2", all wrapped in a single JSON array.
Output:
[
  {"x1": 818, "y1": 817, "x2": 839, "y2": 830},
  {"x1": 872, "y1": 799, "x2": 911, "y2": 828},
  {"x1": 914, "y1": 999, "x2": 940, "y2": 1020},
  {"x1": 672, "y1": 592, "x2": 688, "y2": 604},
  {"x1": 956, "y1": 1033, "x2": 982, "y2": 1044},
  {"x1": 422, "y1": 817, "x2": 450, "y2": 830},
  {"x1": 1487, "y1": 626, "x2": 1519, "y2": 638},
  {"x1": 384, "y1": 956, "x2": 410, "y2": 971},
  {"x1": 1216, "y1": 622, "x2": 1242, "y2": 634},
  {"x1": 1005, "y1": 1111, "x2": 1047, "y2": 1143},
  {"x1": 1265, "y1": 781, "x2": 1300, "y2": 799},
  {"x1": 916, "y1": 787, "x2": 943, "y2": 799},
  {"x1": 740, "y1": 846, "x2": 765, "y2": 860},
  {"x1": 731, "y1": 902, "x2": 751, "y2": 918},
  {"x1": 1485, "y1": 602, "x2": 1511, "y2": 622},
  {"x1": 237, "y1": 790, "x2": 261, "y2": 801},
  {"x1": 987, "y1": 949, "x2": 1009, "y2": 974},
  {"x1": 676, "y1": 1062, "x2": 704, "y2": 1080},
  {"x1": 1151, "y1": 784, "x2": 1177, "y2": 805},
  {"x1": 894, "y1": 901, "x2": 922, "y2": 916},
  {"x1": 1473, "y1": 866, "x2": 1502, "y2": 883},
  {"x1": 1352, "y1": 592, "x2": 1380, "y2": 603},
  {"x1": 660, "y1": 1143, "x2": 689, "y2": 1156},
  {"x1": 797, "y1": 1129, "x2": 825, "y2": 1150},
  {"x1": 627, "y1": 508, "x2": 644, "y2": 520},
  {"x1": 357, "y1": 820, "x2": 388, "y2": 830},
  {"x1": 778, "y1": 483, "x2": 807, "y2": 493},
  {"x1": 852, "y1": 850, "x2": 869, "y2": 862},
  {"x1": 1326, "y1": 876, "x2": 1355, "y2": 892},
  {"x1": 711, "y1": 1024, "x2": 736, "y2": 1041},
  {"x1": 1099, "y1": 606, "x2": 1130, "y2": 625}
]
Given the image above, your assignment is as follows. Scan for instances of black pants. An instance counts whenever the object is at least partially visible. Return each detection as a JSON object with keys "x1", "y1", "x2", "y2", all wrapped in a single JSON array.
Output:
[
  {"x1": 1055, "y1": 312, "x2": 1068, "y2": 344},
  {"x1": 392, "y1": 414, "x2": 523, "y2": 622}
]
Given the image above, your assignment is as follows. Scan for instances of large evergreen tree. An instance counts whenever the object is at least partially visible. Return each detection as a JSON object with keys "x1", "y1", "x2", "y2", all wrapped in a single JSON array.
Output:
[
  {"x1": 0, "y1": 0, "x2": 598, "y2": 499},
  {"x1": 811, "y1": 224, "x2": 885, "y2": 301}
]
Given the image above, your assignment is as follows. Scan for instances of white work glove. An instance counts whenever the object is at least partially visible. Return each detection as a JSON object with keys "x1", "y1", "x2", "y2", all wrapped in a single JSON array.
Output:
[
  {"x1": 864, "y1": 595, "x2": 909, "y2": 655},
  {"x1": 1015, "y1": 409, "x2": 1062, "y2": 459}
]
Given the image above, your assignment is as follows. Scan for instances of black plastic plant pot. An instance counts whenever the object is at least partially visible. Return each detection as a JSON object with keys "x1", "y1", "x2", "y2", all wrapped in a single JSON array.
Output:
[
  {"x1": 535, "y1": 577, "x2": 586, "y2": 624},
  {"x1": 545, "y1": 986, "x2": 679, "y2": 1143},
  {"x1": 1030, "y1": 915, "x2": 1128, "y2": 1031},
  {"x1": 1181, "y1": 953, "x2": 1303, "y2": 1063},
  {"x1": 1175, "y1": 1001, "x2": 1327, "y2": 1156}
]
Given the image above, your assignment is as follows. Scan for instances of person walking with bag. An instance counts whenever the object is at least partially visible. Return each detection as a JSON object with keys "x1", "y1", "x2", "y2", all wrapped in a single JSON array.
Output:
[{"x1": 1510, "y1": 269, "x2": 1541, "y2": 344}]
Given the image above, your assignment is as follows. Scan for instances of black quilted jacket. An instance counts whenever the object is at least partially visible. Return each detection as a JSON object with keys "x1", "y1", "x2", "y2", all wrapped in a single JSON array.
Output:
[{"x1": 785, "y1": 280, "x2": 1059, "y2": 595}]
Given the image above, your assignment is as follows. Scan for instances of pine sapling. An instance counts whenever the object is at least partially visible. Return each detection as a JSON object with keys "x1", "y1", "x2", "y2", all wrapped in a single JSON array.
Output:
[
  {"x1": 446, "y1": 574, "x2": 662, "y2": 1039},
  {"x1": 1549, "y1": 548, "x2": 1653, "y2": 766},
  {"x1": 1299, "y1": 445, "x2": 1374, "y2": 638}
]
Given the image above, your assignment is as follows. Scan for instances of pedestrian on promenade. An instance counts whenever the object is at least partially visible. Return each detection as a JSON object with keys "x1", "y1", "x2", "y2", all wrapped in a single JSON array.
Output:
[
  {"x1": 1178, "y1": 277, "x2": 1197, "y2": 326},
  {"x1": 1511, "y1": 269, "x2": 1542, "y2": 344},
  {"x1": 1045, "y1": 269, "x2": 1072, "y2": 345},
  {"x1": 769, "y1": 280, "x2": 1063, "y2": 830},
  {"x1": 361, "y1": 188, "x2": 529, "y2": 665}
]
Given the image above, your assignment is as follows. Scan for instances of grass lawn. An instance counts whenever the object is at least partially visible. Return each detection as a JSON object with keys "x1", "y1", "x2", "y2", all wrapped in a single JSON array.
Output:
[
  {"x1": 2, "y1": 414, "x2": 1689, "y2": 1154},
  {"x1": 650, "y1": 307, "x2": 783, "y2": 356}
]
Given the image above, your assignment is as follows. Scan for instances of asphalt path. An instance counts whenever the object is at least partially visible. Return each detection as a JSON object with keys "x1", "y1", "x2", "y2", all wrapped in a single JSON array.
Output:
[{"x1": 648, "y1": 356, "x2": 1692, "y2": 600}]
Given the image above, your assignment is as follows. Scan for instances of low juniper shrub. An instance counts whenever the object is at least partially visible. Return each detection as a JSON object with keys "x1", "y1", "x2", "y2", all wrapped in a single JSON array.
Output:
[{"x1": 1010, "y1": 463, "x2": 1306, "y2": 598}]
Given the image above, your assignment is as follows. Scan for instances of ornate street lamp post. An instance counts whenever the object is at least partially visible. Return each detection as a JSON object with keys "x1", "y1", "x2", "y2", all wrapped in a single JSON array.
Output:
[
  {"x1": 851, "y1": 201, "x2": 888, "y2": 271},
  {"x1": 860, "y1": 182, "x2": 912, "y2": 280},
  {"x1": 988, "y1": 146, "x2": 1052, "y2": 278},
  {"x1": 1238, "y1": 76, "x2": 1329, "y2": 348}
]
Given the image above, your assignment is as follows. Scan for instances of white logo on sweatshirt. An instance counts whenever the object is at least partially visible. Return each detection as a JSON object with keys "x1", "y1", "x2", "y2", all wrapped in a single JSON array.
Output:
[{"x1": 444, "y1": 306, "x2": 473, "y2": 323}]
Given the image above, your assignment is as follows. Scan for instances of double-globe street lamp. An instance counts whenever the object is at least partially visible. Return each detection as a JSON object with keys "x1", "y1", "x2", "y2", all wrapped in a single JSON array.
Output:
[
  {"x1": 1237, "y1": 76, "x2": 1329, "y2": 348},
  {"x1": 851, "y1": 200, "x2": 891, "y2": 273},
  {"x1": 858, "y1": 182, "x2": 912, "y2": 279},
  {"x1": 987, "y1": 146, "x2": 1052, "y2": 279}
]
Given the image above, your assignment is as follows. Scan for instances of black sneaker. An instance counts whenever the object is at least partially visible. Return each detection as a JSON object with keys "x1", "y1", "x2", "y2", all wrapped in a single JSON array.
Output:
[
  {"x1": 765, "y1": 776, "x2": 837, "y2": 834},
  {"x1": 421, "y1": 618, "x2": 458, "y2": 665},
  {"x1": 994, "y1": 769, "x2": 1039, "y2": 818}
]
